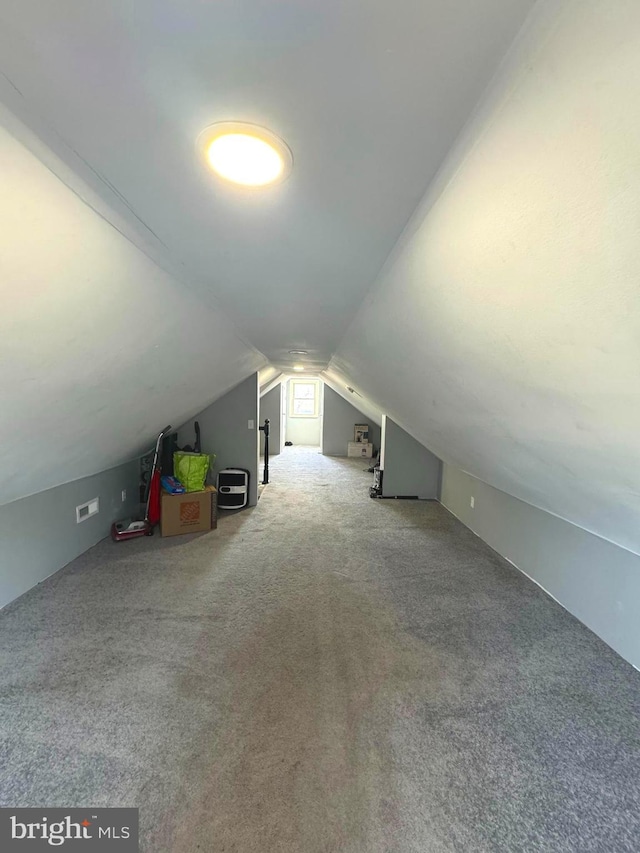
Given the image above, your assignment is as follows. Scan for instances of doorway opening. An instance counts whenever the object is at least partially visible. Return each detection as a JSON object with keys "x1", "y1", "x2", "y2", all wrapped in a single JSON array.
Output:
[
  {"x1": 284, "y1": 378, "x2": 323, "y2": 450},
  {"x1": 258, "y1": 376, "x2": 324, "y2": 492}
]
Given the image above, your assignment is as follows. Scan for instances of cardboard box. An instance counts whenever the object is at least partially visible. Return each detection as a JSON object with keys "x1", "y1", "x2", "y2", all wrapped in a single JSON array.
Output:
[
  {"x1": 160, "y1": 486, "x2": 217, "y2": 537},
  {"x1": 354, "y1": 424, "x2": 369, "y2": 443},
  {"x1": 348, "y1": 441, "x2": 373, "y2": 458}
]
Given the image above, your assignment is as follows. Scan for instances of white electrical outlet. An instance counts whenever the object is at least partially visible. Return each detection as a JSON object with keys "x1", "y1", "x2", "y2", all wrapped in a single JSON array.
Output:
[
  {"x1": 121, "y1": 489, "x2": 127, "y2": 502},
  {"x1": 248, "y1": 419, "x2": 255, "y2": 429},
  {"x1": 470, "y1": 496, "x2": 475, "y2": 509}
]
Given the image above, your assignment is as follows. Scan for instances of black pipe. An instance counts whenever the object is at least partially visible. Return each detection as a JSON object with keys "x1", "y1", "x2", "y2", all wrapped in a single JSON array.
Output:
[{"x1": 259, "y1": 418, "x2": 270, "y2": 484}]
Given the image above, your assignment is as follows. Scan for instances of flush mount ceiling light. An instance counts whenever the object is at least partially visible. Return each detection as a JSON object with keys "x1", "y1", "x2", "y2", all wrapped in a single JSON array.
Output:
[
  {"x1": 198, "y1": 122, "x2": 293, "y2": 187},
  {"x1": 288, "y1": 350, "x2": 308, "y2": 356},
  {"x1": 293, "y1": 365, "x2": 305, "y2": 372}
]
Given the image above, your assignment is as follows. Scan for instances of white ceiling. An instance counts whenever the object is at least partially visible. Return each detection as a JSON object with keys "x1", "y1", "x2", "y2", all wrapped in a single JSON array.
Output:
[
  {"x1": 7, "y1": 0, "x2": 638, "y2": 562},
  {"x1": 0, "y1": 115, "x2": 265, "y2": 505},
  {"x1": 332, "y1": 0, "x2": 640, "y2": 554},
  {"x1": 0, "y1": 0, "x2": 534, "y2": 372}
]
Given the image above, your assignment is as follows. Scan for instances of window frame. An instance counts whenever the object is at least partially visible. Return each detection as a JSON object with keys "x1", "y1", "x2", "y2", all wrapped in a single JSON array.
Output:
[{"x1": 289, "y1": 379, "x2": 319, "y2": 419}]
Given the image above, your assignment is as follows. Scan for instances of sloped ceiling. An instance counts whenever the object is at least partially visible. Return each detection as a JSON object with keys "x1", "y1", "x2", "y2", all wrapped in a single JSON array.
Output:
[
  {"x1": 321, "y1": 368, "x2": 383, "y2": 428},
  {"x1": 0, "y1": 0, "x2": 534, "y2": 506},
  {"x1": 0, "y1": 115, "x2": 264, "y2": 505},
  {"x1": 4, "y1": 0, "x2": 637, "y2": 560},
  {"x1": 333, "y1": 0, "x2": 640, "y2": 554},
  {"x1": 0, "y1": 0, "x2": 534, "y2": 372}
]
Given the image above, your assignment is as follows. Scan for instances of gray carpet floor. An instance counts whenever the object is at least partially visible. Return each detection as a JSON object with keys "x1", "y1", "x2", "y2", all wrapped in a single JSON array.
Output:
[{"x1": 1, "y1": 446, "x2": 640, "y2": 852}]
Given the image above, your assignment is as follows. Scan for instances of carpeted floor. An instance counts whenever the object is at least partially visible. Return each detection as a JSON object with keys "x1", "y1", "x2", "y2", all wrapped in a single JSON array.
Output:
[{"x1": 1, "y1": 446, "x2": 640, "y2": 851}]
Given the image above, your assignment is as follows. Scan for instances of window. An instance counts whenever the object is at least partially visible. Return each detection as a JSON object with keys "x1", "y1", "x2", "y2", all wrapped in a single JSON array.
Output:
[{"x1": 290, "y1": 380, "x2": 319, "y2": 418}]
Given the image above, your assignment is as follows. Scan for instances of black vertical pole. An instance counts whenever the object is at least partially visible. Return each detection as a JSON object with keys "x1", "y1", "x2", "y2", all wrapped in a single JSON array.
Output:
[{"x1": 260, "y1": 418, "x2": 270, "y2": 484}]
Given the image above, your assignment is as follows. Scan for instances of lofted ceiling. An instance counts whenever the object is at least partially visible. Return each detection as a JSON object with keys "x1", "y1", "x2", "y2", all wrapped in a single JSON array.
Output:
[
  {"x1": 5, "y1": 0, "x2": 638, "y2": 562},
  {"x1": 0, "y1": 0, "x2": 534, "y2": 373},
  {"x1": 0, "y1": 113, "x2": 266, "y2": 506},
  {"x1": 332, "y1": 0, "x2": 640, "y2": 554}
]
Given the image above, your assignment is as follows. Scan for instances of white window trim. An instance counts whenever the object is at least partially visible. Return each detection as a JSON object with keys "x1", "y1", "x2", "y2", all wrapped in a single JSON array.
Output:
[{"x1": 289, "y1": 379, "x2": 319, "y2": 418}]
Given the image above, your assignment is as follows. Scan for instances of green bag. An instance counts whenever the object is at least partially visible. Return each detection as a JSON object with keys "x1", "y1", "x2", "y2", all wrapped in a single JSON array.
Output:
[{"x1": 173, "y1": 452, "x2": 214, "y2": 492}]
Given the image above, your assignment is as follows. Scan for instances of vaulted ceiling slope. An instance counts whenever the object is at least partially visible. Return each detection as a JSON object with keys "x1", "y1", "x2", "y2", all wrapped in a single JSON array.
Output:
[
  {"x1": 321, "y1": 369, "x2": 383, "y2": 429},
  {"x1": 0, "y1": 115, "x2": 265, "y2": 506},
  {"x1": 0, "y1": 0, "x2": 534, "y2": 373},
  {"x1": 332, "y1": 0, "x2": 640, "y2": 555}
]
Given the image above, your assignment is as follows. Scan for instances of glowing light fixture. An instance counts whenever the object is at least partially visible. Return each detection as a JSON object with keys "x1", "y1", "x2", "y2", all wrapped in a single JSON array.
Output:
[
  {"x1": 198, "y1": 122, "x2": 292, "y2": 187},
  {"x1": 288, "y1": 350, "x2": 308, "y2": 356},
  {"x1": 293, "y1": 365, "x2": 305, "y2": 372}
]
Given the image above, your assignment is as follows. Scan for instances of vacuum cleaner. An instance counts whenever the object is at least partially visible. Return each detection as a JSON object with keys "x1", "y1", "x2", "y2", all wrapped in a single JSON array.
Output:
[{"x1": 111, "y1": 425, "x2": 172, "y2": 541}]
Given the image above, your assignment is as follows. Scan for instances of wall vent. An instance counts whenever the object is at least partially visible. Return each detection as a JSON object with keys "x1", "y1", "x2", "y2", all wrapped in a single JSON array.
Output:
[{"x1": 76, "y1": 497, "x2": 99, "y2": 523}]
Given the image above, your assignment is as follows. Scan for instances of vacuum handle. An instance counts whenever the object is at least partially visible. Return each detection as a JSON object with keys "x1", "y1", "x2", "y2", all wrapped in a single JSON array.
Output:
[
  {"x1": 142, "y1": 425, "x2": 173, "y2": 519},
  {"x1": 151, "y1": 425, "x2": 172, "y2": 468}
]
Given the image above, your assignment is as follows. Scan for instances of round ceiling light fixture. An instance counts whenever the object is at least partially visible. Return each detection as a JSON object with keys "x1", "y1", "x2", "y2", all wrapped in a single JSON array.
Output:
[
  {"x1": 288, "y1": 350, "x2": 308, "y2": 356},
  {"x1": 198, "y1": 121, "x2": 293, "y2": 187},
  {"x1": 293, "y1": 365, "x2": 305, "y2": 372}
]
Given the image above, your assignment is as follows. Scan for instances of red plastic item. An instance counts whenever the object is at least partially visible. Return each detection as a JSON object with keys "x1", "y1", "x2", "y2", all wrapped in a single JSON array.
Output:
[
  {"x1": 111, "y1": 425, "x2": 172, "y2": 541},
  {"x1": 147, "y1": 469, "x2": 162, "y2": 526}
]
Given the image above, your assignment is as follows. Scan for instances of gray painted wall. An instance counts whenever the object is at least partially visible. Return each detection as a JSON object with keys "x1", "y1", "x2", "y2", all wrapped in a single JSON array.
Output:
[
  {"x1": 0, "y1": 460, "x2": 139, "y2": 609},
  {"x1": 322, "y1": 385, "x2": 381, "y2": 456},
  {"x1": 441, "y1": 464, "x2": 640, "y2": 670},
  {"x1": 380, "y1": 417, "x2": 441, "y2": 499},
  {"x1": 259, "y1": 385, "x2": 282, "y2": 457},
  {"x1": 179, "y1": 373, "x2": 259, "y2": 507}
]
